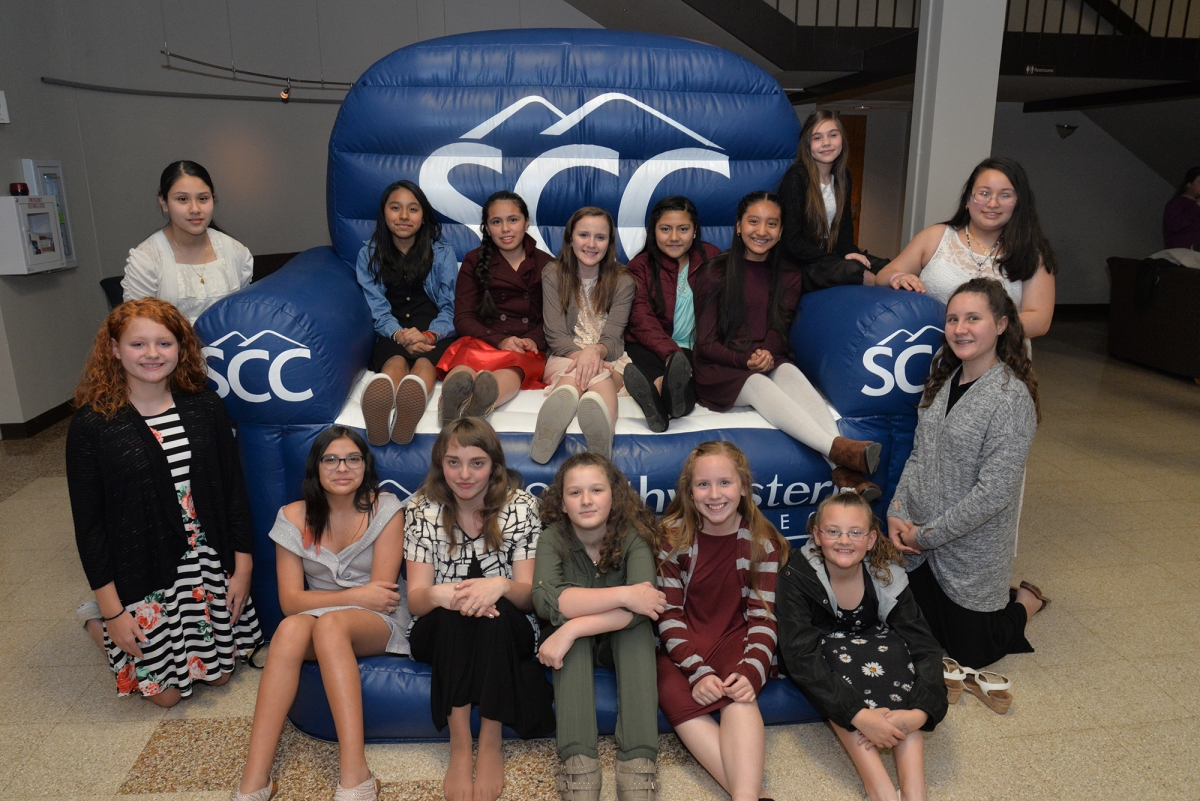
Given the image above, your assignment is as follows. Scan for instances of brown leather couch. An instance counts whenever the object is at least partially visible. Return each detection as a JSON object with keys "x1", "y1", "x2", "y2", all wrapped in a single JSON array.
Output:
[{"x1": 1107, "y1": 256, "x2": 1200, "y2": 380}]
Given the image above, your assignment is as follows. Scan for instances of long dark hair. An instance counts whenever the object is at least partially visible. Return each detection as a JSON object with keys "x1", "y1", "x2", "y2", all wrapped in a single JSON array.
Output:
[
  {"x1": 419, "y1": 417, "x2": 523, "y2": 555},
  {"x1": 1175, "y1": 166, "x2": 1200, "y2": 197},
  {"x1": 554, "y1": 207, "x2": 627, "y2": 316},
  {"x1": 539, "y1": 453, "x2": 661, "y2": 574},
  {"x1": 157, "y1": 160, "x2": 225, "y2": 234},
  {"x1": 301, "y1": 426, "x2": 379, "y2": 550},
  {"x1": 790, "y1": 110, "x2": 849, "y2": 252},
  {"x1": 475, "y1": 191, "x2": 530, "y2": 320},
  {"x1": 635, "y1": 196, "x2": 703, "y2": 317},
  {"x1": 943, "y1": 157, "x2": 1058, "y2": 283},
  {"x1": 367, "y1": 180, "x2": 442, "y2": 289},
  {"x1": 704, "y1": 191, "x2": 793, "y2": 352},
  {"x1": 921, "y1": 277, "x2": 1041, "y2": 422}
]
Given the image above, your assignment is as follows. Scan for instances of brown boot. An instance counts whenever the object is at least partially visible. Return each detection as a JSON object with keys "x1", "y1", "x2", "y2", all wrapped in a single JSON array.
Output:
[
  {"x1": 828, "y1": 436, "x2": 882, "y2": 474},
  {"x1": 831, "y1": 467, "x2": 882, "y2": 502}
]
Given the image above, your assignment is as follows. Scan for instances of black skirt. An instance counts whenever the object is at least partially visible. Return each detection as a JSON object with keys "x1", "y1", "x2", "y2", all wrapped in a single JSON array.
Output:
[
  {"x1": 369, "y1": 335, "x2": 457, "y2": 373},
  {"x1": 907, "y1": 561, "x2": 1033, "y2": 669},
  {"x1": 408, "y1": 558, "x2": 555, "y2": 738}
]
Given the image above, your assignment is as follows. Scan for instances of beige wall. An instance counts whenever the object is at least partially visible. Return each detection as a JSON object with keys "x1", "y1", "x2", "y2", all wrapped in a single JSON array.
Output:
[{"x1": 0, "y1": 0, "x2": 599, "y2": 426}]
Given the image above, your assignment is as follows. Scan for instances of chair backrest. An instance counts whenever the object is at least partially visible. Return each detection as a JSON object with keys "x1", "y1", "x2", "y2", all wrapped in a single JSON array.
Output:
[
  {"x1": 99, "y1": 276, "x2": 123, "y2": 310},
  {"x1": 326, "y1": 28, "x2": 800, "y2": 266}
]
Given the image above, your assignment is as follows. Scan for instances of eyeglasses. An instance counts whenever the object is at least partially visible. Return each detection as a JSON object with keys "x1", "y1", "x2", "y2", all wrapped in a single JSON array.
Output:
[
  {"x1": 817, "y1": 527, "x2": 869, "y2": 542},
  {"x1": 320, "y1": 454, "x2": 365, "y2": 470},
  {"x1": 970, "y1": 189, "x2": 1017, "y2": 207}
]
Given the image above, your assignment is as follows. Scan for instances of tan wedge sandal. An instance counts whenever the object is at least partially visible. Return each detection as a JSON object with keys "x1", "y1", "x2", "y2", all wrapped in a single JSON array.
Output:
[
  {"x1": 942, "y1": 656, "x2": 967, "y2": 704},
  {"x1": 963, "y1": 669, "x2": 1013, "y2": 714}
]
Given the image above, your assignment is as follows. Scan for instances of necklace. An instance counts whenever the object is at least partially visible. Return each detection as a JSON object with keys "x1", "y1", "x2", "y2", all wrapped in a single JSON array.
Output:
[
  {"x1": 963, "y1": 227, "x2": 1000, "y2": 271},
  {"x1": 167, "y1": 228, "x2": 213, "y2": 283}
]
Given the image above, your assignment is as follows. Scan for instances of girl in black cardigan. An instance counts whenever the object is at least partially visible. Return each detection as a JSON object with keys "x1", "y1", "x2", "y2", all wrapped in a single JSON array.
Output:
[
  {"x1": 67, "y1": 297, "x2": 260, "y2": 707},
  {"x1": 777, "y1": 492, "x2": 946, "y2": 801},
  {"x1": 778, "y1": 110, "x2": 879, "y2": 291}
]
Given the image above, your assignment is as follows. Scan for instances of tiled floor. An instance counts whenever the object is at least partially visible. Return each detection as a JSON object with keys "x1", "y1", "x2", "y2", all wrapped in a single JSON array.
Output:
[{"x1": 0, "y1": 319, "x2": 1196, "y2": 800}]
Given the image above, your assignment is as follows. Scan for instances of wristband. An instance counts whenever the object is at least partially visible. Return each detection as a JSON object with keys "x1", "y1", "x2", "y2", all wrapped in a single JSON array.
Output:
[
  {"x1": 423, "y1": 331, "x2": 437, "y2": 343},
  {"x1": 102, "y1": 610, "x2": 126, "y2": 621}
]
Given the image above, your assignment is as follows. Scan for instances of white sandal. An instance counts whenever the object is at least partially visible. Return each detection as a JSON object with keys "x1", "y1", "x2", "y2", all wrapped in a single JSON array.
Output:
[
  {"x1": 332, "y1": 773, "x2": 380, "y2": 801},
  {"x1": 962, "y1": 669, "x2": 1012, "y2": 714},
  {"x1": 229, "y1": 779, "x2": 277, "y2": 801},
  {"x1": 943, "y1": 656, "x2": 967, "y2": 704}
]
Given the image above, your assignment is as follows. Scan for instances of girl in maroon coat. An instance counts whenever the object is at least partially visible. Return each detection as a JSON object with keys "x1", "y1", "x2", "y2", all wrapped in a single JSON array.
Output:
[
  {"x1": 693, "y1": 191, "x2": 883, "y2": 498},
  {"x1": 623, "y1": 196, "x2": 721, "y2": 432},
  {"x1": 437, "y1": 191, "x2": 554, "y2": 423}
]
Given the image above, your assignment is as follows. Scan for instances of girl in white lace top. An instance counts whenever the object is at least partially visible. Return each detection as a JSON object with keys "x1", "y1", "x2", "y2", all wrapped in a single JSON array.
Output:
[
  {"x1": 122, "y1": 162, "x2": 253, "y2": 323},
  {"x1": 877, "y1": 158, "x2": 1057, "y2": 338}
]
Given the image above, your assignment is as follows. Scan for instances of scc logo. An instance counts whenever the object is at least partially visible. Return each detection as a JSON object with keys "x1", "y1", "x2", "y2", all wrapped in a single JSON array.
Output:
[
  {"x1": 203, "y1": 330, "x2": 313, "y2": 404},
  {"x1": 861, "y1": 326, "x2": 943, "y2": 397},
  {"x1": 418, "y1": 93, "x2": 730, "y2": 260}
]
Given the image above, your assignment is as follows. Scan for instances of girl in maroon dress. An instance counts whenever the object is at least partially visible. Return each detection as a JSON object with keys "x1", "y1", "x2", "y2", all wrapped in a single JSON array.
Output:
[
  {"x1": 437, "y1": 191, "x2": 554, "y2": 423},
  {"x1": 656, "y1": 441, "x2": 789, "y2": 801},
  {"x1": 693, "y1": 191, "x2": 883, "y2": 497}
]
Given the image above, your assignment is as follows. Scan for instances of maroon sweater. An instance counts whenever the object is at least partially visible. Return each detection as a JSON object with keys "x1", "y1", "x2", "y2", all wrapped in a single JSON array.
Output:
[
  {"x1": 693, "y1": 254, "x2": 805, "y2": 411},
  {"x1": 454, "y1": 234, "x2": 554, "y2": 351},
  {"x1": 625, "y1": 241, "x2": 722, "y2": 362}
]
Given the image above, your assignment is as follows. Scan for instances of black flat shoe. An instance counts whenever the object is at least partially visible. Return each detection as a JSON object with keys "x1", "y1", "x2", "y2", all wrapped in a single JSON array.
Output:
[
  {"x1": 624, "y1": 364, "x2": 668, "y2": 433},
  {"x1": 662, "y1": 350, "x2": 694, "y2": 419}
]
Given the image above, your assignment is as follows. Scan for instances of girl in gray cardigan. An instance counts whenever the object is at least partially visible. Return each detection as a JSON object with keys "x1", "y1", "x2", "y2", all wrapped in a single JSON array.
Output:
[{"x1": 888, "y1": 278, "x2": 1049, "y2": 670}]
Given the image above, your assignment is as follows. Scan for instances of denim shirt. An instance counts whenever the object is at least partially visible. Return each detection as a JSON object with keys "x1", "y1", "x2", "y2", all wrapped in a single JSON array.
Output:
[{"x1": 354, "y1": 240, "x2": 459, "y2": 340}]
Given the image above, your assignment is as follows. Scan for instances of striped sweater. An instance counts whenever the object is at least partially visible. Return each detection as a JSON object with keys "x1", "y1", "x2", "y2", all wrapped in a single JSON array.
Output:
[{"x1": 656, "y1": 523, "x2": 782, "y2": 694}]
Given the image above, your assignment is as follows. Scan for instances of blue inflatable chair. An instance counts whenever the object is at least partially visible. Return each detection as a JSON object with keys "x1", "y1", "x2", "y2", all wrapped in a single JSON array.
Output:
[{"x1": 195, "y1": 29, "x2": 944, "y2": 742}]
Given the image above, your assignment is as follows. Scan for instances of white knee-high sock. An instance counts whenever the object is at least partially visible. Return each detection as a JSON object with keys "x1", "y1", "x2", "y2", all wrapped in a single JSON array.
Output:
[
  {"x1": 769, "y1": 363, "x2": 841, "y2": 441},
  {"x1": 736, "y1": 371, "x2": 837, "y2": 456}
]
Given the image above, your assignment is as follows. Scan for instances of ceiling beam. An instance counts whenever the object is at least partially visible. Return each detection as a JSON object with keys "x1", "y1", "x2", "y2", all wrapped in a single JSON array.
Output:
[{"x1": 1022, "y1": 79, "x2": 1200, "y2": 112}]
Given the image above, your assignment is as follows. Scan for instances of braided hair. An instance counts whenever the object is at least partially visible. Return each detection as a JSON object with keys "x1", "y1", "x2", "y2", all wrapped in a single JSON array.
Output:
[
  {"x1": 475, "y1": 191, "x2": 530, "y2": 321},
  {"x1": 635, "y1": 196, "x2": 703, "y2": 317}
]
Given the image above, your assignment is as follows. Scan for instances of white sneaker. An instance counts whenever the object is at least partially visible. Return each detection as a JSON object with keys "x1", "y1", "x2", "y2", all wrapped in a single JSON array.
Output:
[
  {"x1": 577, "y1": 391, "x2": 613, "y2": 460},
  {"x1": 530, "y1": 385, "x2": 580, "y2": 464}
]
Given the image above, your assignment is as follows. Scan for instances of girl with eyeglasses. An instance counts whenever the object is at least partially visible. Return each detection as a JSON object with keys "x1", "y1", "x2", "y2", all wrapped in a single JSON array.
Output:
[
  {"x1": 887, "y1": 279, "x2": 1048, "y2": 675},
  {"x1": 876, "y1": 157, "x2": 1058, "y2": 338},
  {"x1": 232, "y1": 426, "x2": 407, "y2": 801},
  {"x1": 776, "y1": 492, "x2": 946, "y2": 801}
]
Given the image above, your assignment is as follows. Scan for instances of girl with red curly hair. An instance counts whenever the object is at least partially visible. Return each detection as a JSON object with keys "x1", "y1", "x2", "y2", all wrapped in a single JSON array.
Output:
[{"x1": 67, "y1": 298, "x2": 261, "y2": 707}]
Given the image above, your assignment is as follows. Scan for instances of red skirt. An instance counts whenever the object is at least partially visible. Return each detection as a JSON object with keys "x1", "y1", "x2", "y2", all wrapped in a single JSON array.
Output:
[{"x1": 436, "y1": 336, "x2": 547, "y2": 390}]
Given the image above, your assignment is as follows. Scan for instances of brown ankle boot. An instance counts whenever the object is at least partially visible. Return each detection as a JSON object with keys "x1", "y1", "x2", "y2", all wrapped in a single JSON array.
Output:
[
  {"x1": 831, "y1": 467, "x2": 882, "y2": 502},
  {"x1": 828, "y1": 436, "x2": 882, "y2": 474}
]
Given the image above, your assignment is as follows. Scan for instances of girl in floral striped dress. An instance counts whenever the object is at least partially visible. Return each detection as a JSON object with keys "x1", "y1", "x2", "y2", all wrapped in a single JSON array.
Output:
[
  {"x1": 655, "y1": 441, "x2": 788, "y2": 801},
  {"x1": 67, "y1": 298, "x2": 261, "y2": 707}
]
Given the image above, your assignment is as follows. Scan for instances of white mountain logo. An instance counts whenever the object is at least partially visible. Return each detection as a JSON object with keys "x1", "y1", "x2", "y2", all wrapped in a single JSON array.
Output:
[
  {"x1": 861, "y1": 326, "x2": 944, "y2": 397},
  {"x1": 203, "y1": 330, "x2": 314, "y2": 403},
  {"x1": 418, "y1": 93, "x2": 730, "y2": 259}
]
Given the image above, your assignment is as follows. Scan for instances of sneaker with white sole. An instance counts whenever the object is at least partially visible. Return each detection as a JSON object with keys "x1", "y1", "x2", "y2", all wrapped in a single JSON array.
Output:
[
  {"x1": 390, "y1": 375, "x2": 428, "y2": 445},
  {"x1": 530, "y1": 385, "x2": 580, "y2": 464},
  {"x1": 361, "y1": 374, "x2": 396, "y2": 447},
  {"x1": 576, "y1": 391, "x2": 613, "y2": 460}
]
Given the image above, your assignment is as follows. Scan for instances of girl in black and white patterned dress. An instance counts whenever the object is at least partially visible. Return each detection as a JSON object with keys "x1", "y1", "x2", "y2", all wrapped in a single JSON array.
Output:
[
  {"x1": 67, "y1": 298, "x2": 260, "y2": 708},
  {"x1": 405, "y1": 417, "x2": 554, "y2": 801}
]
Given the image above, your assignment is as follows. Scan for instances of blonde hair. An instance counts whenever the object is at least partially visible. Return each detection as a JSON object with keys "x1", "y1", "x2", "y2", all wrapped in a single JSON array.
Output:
[
  {"x1": 661, "y1": 441, "x2": 789, "y2": 595},
  {"x1": 806, "y1": 493, "x2": 904, "y2": 584}
]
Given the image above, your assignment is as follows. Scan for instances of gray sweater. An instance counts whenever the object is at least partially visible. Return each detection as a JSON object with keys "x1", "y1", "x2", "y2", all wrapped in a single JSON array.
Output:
[{"x1": 891, "y1": 363, "x2": 1037, "y2": 612}]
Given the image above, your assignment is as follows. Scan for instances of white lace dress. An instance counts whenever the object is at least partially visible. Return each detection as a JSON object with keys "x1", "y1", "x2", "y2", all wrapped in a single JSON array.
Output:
[{"x1": 920, "y1": 226, "x2": 1023, "y2": 309}]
